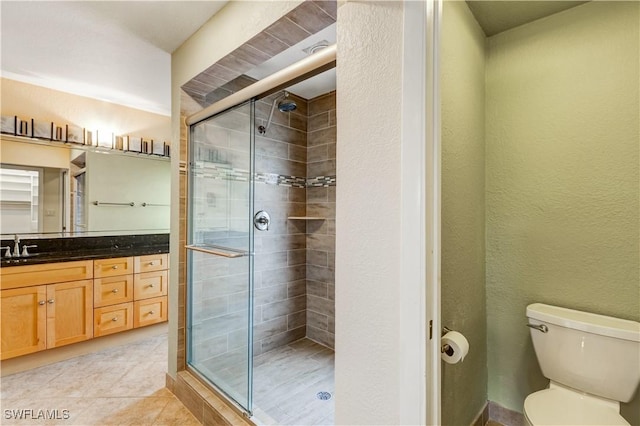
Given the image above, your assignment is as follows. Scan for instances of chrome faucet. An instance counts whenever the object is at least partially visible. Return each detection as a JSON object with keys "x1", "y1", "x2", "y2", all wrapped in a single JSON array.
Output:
[
  {"x1": 0, "y1": 246, "x2": 10, "y2": 258},
  {"x1": 22, "y1": 245, "x2": 37, "y2": 257},
  {"x1": 13, "y1": 235, "x2": 21, "y2": 257}
]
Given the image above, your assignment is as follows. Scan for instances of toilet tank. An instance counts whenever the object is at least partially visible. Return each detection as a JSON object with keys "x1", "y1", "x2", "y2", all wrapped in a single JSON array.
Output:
[{"x1": 527, "y1": 303, "x2": 640, "y2": 403}]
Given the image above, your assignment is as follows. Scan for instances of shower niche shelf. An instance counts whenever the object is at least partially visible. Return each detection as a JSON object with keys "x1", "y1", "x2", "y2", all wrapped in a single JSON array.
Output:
[{"x1": 287, "y1": 216, "x2": 326, "y2": 220}]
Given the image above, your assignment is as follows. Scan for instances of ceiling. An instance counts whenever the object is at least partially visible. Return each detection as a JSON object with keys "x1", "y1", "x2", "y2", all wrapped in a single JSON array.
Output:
[
  {"x1": 0, "y1": 1, "x2": 228, "y2": 116},
  {"x1": 2, "y1": 1, "x2": 588, "y2": 115},
  {"x1": 467, "y1": 1, "x2": 589, "y2": 36},
  {"x1": 245, "y1": 23, "x2": 337, "y2": 100}
]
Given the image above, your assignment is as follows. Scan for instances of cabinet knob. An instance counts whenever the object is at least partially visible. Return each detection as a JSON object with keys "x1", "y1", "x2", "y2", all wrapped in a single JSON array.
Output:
[
  {"x1": 111, "y1": 265, "x2": 119, "y2": 270},
  {"x1": 112, "y1": 289, "x2": 119, "y2": 293},
  {"x1": 149, "y1": 284, "x2": 154, "y2": 288},
  {"x1": 112, "y1": 317, "x2": 118, "y2": 322},
  {"x1": 47, "y1": 299, "x2": 54, "y2": 304},
  {"x1": 38, "y1": 300, "x2": 46, "y2": 306},
  {"x1": 148, "y1": 310, "x2": 155, "y2": 315},
  {"x1": 149, "y1": 261, "x2": 156, "y2": 266}
]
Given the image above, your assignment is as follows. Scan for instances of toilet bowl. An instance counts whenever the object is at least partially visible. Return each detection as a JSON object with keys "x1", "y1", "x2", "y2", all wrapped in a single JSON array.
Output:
[
  {"x1": 525, "y1": 303, "x2": 640, "y2": 426},
  {"x1": 524, "y1": 382, "x2": 629, "y2": 426}
]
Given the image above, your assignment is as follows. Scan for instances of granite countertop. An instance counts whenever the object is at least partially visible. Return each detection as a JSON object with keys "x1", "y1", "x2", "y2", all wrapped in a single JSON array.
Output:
[
  {"x1": 0, "y1": 233, "x2": 169, "y2": 267},
  {"x1": 1, "y1": 246, "x2": 168, "y2": 267}
]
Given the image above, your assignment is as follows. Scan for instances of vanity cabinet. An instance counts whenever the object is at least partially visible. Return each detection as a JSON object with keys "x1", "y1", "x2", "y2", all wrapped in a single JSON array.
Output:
[
  {"x1": 0, "y1": 253, "x2": 168, "y2": 360},
  {"x1": 133, "y1": 254, "x2": 168, "y2": 327},
  {"x1": 93, "y1": 257, "x2": 134, "y2": 337},
  {"x1": 93, "y1": 254, "x2": 168, "y2": 337},
  {"x1": 0, "y1": 260, "x2": 94, "y2": 360}
]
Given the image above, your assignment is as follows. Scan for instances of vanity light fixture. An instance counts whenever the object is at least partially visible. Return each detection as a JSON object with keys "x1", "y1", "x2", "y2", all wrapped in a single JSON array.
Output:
[{"x1": 96, "y1": 129, "x2": 114, "y2": 149}]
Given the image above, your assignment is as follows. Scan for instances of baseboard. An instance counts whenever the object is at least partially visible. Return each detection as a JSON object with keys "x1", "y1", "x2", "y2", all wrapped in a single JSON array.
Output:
[
  {"x1": 471, "y1": 402, "x2": 489, "y2": 426},
  {"x1": 488, "y1": 401, "x2": 525, "y2": 426}
]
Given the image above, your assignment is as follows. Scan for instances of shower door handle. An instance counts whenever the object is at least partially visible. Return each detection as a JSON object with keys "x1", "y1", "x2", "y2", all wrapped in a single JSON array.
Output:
[{"x1": 185, "y1": 244, "x2": 249, "y2": 258}]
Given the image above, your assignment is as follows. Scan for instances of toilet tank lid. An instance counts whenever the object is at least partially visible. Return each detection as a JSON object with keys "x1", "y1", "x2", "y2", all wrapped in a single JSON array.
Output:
[{"x1": 526, "y1": 303, "x2": 640, "y2": 342}]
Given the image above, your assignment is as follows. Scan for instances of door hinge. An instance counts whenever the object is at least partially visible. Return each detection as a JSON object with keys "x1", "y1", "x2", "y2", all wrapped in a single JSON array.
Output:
[{"x1": 429, "y1": 320, "x2": 433, "y2": 340}]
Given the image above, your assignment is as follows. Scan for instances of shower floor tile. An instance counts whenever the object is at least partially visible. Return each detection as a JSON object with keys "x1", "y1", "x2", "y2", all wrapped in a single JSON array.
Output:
[
  {"x1": 252, "y1": 338, "x2": 335, "y2": 426},
  {"x1": 0, "y1": 333, "x2": 199, "y2": 426}
]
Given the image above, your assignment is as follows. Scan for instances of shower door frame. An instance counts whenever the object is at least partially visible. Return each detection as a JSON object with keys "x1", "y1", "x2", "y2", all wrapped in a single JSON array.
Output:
[{"x1": 185, "y1": 100, "x2": 256, "y2": 415}]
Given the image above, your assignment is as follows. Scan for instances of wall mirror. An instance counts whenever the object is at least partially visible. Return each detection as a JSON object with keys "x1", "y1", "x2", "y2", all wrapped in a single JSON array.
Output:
[{"x1": 0, "y1": 136, "x2": 170, "y2": 238}]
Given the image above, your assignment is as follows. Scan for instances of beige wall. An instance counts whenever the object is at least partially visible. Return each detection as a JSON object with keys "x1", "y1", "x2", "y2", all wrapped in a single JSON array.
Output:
[
  {"x1": 1, "y1": 78, "x2": 170, "y2": 142},
  {"x1": 485, "y1": 2, "x2": 640, "y2": 423},
  {"x1": 441, "y1": 2, "x2": 487, "y2": 425},
  {"x1": 1, "y1": 139, "x2": 70, "y2": 169}
]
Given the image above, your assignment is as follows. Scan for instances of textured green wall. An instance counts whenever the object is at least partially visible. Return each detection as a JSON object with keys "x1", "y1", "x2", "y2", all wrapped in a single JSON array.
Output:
[
  {"x1": 441, "y1": 2, "x2": 487, "y2": 425},
  {"x1": 485, "y1": 2, "x2": 640, "y2": 424}
]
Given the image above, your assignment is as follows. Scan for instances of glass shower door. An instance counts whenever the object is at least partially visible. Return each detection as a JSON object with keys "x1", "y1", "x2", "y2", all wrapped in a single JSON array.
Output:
[{"x1": 186, "y1": 101, "x2": 255, "y2": 413}]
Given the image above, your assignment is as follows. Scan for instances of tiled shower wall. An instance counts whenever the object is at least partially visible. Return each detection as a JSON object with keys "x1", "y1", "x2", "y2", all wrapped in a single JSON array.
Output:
[
  {"x1": 306, "y1": 91, "x2": 337, "y2": 349},
  {"x1": 252, "y1": 91, "x2": 310, "y2": 356}
]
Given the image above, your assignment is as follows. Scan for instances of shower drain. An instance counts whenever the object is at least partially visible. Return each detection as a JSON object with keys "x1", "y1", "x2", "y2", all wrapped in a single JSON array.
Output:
[{"x1": 316, "y1": 391, "x2": 332, "y2": 401}]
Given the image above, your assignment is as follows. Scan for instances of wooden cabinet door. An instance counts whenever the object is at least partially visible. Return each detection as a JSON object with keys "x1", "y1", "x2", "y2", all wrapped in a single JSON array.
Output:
[
  {"x1": 46, "y1": 280, "x2": 93, "y2": 348},
  {"x1": 1, "y1": 286, "x2": 46, "y2": 360}
]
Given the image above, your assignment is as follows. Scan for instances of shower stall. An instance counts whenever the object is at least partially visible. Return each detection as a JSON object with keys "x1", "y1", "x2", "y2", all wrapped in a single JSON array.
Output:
[{"x1": 184, "y1": 46, "x2": 337, "y2": 424}]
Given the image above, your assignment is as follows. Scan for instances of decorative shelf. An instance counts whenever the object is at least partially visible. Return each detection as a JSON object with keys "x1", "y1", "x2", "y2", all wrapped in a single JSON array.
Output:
[
  {"x1": 287, "y1": 216, "x2": 326, "y2": 220},
  {"x1": 1, "y1": 134, "x2": 170, "y2": 162}
]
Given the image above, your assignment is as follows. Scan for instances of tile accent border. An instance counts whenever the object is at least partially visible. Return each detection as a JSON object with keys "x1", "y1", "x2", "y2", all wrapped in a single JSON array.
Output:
[
  {"x1": 306, "y1": 175, "x2": 336, "y2": 187},
  {"x1": 194, "y1": 162, "x2": 335, "y2": 188},
  {"x1": 488, "y1": 401, "x2": 525, "y2": 426}
]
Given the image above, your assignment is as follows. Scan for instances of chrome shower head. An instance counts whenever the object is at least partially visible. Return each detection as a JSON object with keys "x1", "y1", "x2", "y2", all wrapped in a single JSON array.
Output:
[
  {"x1": 278, "y1": 95, "x2": 297, "y2": 112},
  {"x1": 259, "y1": 91, "x2": 296, "y2": 134}
]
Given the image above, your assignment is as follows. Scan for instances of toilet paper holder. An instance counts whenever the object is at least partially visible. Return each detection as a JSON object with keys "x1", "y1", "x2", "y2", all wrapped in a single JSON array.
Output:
[{"x1": 441, "y1": 326, "x2": 454, "y2": 355}]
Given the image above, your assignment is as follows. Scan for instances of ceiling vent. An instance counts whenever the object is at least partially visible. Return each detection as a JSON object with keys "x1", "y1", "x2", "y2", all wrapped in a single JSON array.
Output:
[{"x1": 303, "y1": 40, "x2": 330, "y2": 55}]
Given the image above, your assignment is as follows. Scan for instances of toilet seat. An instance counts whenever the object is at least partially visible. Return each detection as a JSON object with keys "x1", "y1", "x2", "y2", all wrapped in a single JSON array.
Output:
[{"x1": 524, "y1": 388, "x2": 629, "y2": 426}]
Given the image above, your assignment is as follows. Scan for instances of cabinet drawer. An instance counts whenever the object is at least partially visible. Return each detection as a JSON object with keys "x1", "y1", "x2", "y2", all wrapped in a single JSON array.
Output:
[
  {"x1": 134, "y1": 270, "x2": 168, "y2": 300},
  {"x1": 94, "y1": 302, "x2": 133, "y2": 337},
  {"x1": 94, "y1": 275, "x2": 134, "y2": 308},
  {"x1": 1, "y1": 260, "x2": 93, "y2": 290},
  {"x1": 134, "y1": 254, "x2": 168, "y2": 274},
  {"x1": 94, "y1": 257, "x2": 133, "y2": 278},
  {"x1": 134, "y1": 296, "x2": 167, "y2": 328}
]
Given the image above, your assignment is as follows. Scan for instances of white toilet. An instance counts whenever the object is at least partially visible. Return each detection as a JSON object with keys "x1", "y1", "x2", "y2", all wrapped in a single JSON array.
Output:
[{"x1": 524, "y1": 303, "x2": 640, "y2": 426}]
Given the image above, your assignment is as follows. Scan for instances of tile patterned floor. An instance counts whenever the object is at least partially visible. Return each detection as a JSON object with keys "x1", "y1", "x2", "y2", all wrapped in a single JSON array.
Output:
[
  {"x1": 0, "y1": 334, "x2": 199, "y2": 426},
  {"x1": 252, "y1": 338, "x2": 335, "y2": 426}
]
